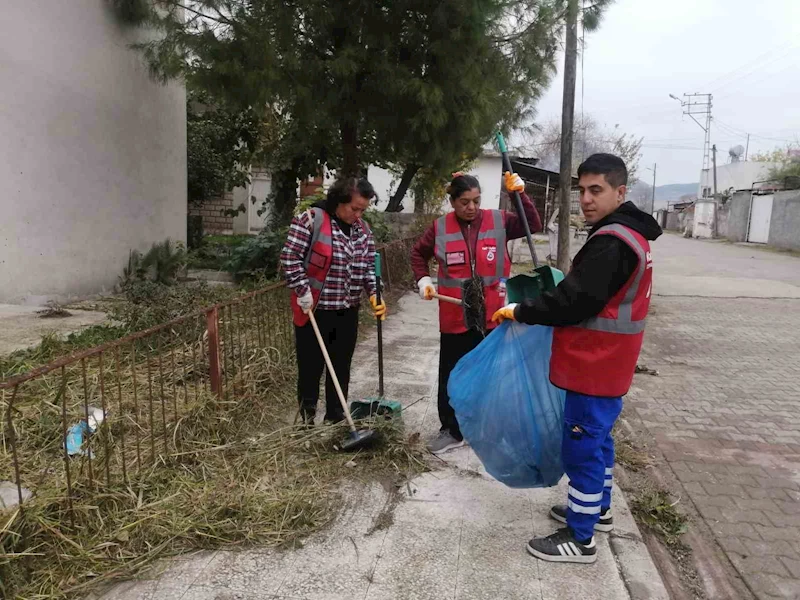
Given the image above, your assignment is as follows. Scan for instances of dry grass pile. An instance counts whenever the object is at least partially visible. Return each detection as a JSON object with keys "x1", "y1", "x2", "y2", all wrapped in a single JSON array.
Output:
[{"x1": 1, "y1": 342, "x2": 425, "y2": 600}]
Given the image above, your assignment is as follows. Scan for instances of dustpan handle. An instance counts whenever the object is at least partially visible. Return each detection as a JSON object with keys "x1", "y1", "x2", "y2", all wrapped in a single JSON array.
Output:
[
  {"x1": 497, "y1": 132, "x2": 539, "y2": 268},
  {"x1": 375, "y1": 254, "x2": 384, "y2": 397},
  {"x1": 307, "y1": 310, "x2": 358, "y2": 433}
]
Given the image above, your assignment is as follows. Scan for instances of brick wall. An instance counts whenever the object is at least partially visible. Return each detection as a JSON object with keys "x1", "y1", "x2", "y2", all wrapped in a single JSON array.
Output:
[
  {"x1": 300, "y1": 175, "x2": 323, "y2": 199},
  {"x1": 189, "y1": 191, "x2": 235, "y2": 234}
]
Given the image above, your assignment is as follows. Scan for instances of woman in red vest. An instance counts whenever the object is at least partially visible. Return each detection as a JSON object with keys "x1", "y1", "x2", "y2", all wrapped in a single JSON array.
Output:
[
  {"x1": 280, "y1": 177, "x2": 387, "y2": 425},
  {"x1": 410, "y1": 171, "x2": 542, "y2": 454},
  {"x1": 492, "y1": 154, "x2": 662, "y2": 564}
]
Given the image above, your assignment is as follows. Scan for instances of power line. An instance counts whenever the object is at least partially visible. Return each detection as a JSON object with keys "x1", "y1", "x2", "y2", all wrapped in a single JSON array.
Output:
[
  {"x1": 710, "y1": 45, "x2": 799, "y2": 94},
  {"x1": 705, "y1": 42, "x2": 798, "y2": 91},
  {"x1": 715, "y1": 119, "x2": 799, "y2": 144}
]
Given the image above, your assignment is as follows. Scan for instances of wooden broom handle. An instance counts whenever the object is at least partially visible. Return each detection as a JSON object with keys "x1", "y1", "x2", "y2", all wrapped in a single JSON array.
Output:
[
  {"x1": 307, "y1": 310, "x2": 357, "y2": 432},
  {"x1": 431, "y1": 292, "x2": 463, "y2": 306}
]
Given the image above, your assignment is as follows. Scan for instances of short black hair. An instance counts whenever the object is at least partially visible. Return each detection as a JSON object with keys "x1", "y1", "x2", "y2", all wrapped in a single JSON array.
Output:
[
  {"x1": 577, "y1": 153, "x2": 628, "y2": 188},
  {"x1": 446, "y1": 174, "x2": 481, "y2": 201},
  {"x1": 324, "y1": 177, "x2": 375, "y2": 215}
]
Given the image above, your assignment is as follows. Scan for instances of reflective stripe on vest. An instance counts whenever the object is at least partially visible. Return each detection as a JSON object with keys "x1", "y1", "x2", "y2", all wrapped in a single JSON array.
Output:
[
  {"x1": 434, "y1": 210, "x2": 507, "y2": 287},
  {"x1": 580, "y1": 224, "x2": 648, "y2": 335},
  {"x1": 303, "y1": 208, "x2": 332, "y2": 290}
]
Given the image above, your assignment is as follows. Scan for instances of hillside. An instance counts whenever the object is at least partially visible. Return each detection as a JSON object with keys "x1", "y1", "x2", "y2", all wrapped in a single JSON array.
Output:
[{"x1": 629, "y1": 181, "x2": 697, "y2": 210}]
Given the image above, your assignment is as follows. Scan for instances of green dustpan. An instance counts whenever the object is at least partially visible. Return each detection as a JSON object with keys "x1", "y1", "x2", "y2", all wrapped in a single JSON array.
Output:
[
  {"x1": 497, "y1": 132, "x2": 565, "y2": 301},
  {"x1": 507, "y1": 268, "x2": 565, "y2": 303}
]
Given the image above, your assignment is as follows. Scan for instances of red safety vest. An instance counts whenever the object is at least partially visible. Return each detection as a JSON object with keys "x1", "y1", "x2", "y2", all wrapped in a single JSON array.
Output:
[
  {"x1": 550, "y1": 223, "x2": 653, "y2": 397},
  {"x1": 434, "y1": 210, "x2": 511, "y2": 334},
  {"x1": 291, "y1": 208, "x2": 333, "y2": 326}
]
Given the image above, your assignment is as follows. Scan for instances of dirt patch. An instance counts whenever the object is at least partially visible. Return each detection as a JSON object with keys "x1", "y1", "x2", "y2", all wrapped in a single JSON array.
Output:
[{"x1": 615, "y1": 415, "x2": 706, "y2": 600}]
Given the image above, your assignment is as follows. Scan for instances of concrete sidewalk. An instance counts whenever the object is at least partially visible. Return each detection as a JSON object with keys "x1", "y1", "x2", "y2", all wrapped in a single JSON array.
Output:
[
  {"x1": 0, "y1": 304, "x2": 107, "y2": 355},
  {"x1": 98, "y1": 293, "x2": 667, "y2": 600}
]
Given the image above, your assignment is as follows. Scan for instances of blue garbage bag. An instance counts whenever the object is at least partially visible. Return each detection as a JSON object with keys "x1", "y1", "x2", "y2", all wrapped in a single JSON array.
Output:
[{"x1": 448, "y1": 322, "x2": 565, "y2": 488}]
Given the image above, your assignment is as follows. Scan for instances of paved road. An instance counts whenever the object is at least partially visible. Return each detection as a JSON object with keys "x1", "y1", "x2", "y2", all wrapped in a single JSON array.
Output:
[{"x1": 629, "y1": 234, "x2": 800, "y2": 600}]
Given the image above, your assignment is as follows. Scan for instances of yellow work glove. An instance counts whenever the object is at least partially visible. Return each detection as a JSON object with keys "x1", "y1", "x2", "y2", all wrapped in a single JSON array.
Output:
[
  {"x1": 504, "y1": 171, "x2": 525, "y2": 193},
  {"x1": 491, "y1": 303, "x2": 519, "y2": 324},
  {"x1": 370, "y1": 295, "x2": 387, "y2": 321}
]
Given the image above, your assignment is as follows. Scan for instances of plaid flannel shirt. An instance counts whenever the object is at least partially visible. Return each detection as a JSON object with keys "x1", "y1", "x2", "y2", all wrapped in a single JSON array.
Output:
[{"x1": 280, "y1": 210, "x2": 377, "y2": 310}]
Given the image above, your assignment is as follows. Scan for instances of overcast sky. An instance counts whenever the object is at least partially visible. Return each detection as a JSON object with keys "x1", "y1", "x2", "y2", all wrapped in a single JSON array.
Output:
[{"x1": 532, "y1": 0, "x2": 800, "y2": 185}]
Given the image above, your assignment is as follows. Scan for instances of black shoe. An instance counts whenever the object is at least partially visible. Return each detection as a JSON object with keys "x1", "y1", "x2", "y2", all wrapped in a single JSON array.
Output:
[
  {"x1": 550, "y1": 504, "x2": 614, "y2": 532},
  {"x1": 526, "y1": 528, "x2": 597, "y2": 564}
]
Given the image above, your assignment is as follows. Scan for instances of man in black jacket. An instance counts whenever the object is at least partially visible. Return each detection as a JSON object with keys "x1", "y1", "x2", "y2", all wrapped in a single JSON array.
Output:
[{"x1": 493, "y1": 154, "x2": 662, "y2": 563}]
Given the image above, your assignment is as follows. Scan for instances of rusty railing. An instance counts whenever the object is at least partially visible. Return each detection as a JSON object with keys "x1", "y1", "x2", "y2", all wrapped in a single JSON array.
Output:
[{"x1": 0, "y1": 237, "x2": 418, "y2": 521}]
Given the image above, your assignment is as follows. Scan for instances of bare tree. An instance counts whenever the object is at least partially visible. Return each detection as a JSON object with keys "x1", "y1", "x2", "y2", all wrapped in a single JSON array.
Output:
[{"x1": 530, "y1": 114, "x2": 643, "y2": 184}]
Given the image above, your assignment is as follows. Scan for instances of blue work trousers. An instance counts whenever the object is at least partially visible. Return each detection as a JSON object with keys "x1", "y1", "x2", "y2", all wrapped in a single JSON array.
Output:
[{"x1": 563, "y1": 391, "x2": 623, "y2": 542}]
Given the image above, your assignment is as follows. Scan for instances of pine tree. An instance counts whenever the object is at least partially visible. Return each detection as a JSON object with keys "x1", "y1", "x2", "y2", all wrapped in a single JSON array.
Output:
[{"x1": 115, "y1": 0, "x2": 614, "y2": 214}]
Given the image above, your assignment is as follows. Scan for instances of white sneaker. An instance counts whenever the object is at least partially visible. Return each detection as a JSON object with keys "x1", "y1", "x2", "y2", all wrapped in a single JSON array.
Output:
[{"x1": 427, "y1": 431, "x2": 466, "y2": 455}]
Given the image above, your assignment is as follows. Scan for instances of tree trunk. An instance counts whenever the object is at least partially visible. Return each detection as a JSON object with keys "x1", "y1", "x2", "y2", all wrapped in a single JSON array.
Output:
[
  {"x1": 271, "y1": 168, "x2": 300, "y2": 227},
  {"x1": 340, "y1": 119, "x2": 360, "y2": 177},
  {"x1": 385, "y1": 164, "x2": 419, "y2": 212},
  {"x1": 414, "y1": 193, "x2": 425, "y2": 214}
]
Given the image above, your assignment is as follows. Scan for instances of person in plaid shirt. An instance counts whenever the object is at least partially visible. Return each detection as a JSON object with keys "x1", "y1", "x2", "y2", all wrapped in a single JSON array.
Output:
[{"x1": 280, "y1": 177, "x2": 386, "y2": 424}]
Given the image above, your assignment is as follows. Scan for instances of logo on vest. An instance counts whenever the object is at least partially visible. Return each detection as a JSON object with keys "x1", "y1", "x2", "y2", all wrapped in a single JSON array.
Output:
[
  {"x1": 483, "y1": 245, "x2": 497, "y2": 262},
  {"x1": 645, "y1": 251, "x2": 653, "y2": 268},
  {"x1": 446, "y1": 251, "x2": 466, "y2": 266}
]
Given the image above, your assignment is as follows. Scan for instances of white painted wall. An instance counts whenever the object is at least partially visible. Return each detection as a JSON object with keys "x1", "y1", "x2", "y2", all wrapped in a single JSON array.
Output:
[
  {"x1": 692, "y1": 200, "x2": 717, "y2": 239},
  {"x1": 698, "y1": 161, "x2": 777, "y2": 198},
  {"x1": 468, "y1": 156, "x2": 504, "y2": 211},
  {"x1": 0, "y1": 2, "x2": 187, "y2": 304},
  {"x1": 247, "y1": 173, "x2": 273, "y2": 233},
  {"x1": 357, "y1": 156, "x2": 504, "y2": 214}
]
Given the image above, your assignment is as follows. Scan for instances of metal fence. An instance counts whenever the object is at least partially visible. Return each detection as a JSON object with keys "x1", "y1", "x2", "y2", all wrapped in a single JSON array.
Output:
[{"x1": 0, "y1": 236, "x2": 418, "y2": 523}]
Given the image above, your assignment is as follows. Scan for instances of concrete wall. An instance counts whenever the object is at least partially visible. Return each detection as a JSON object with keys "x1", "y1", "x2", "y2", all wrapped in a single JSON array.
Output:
[
  {"x1": 0, "y1": 2, "x2": 187, "y2": 304},
  {"x1": 693, "y1": 200, "x2": 717, "y2": 239},
  {"x1": 665, "y1": 211, "x2": 680, "y2": 231},
  {"x1": 369, "y1": 156, "x2": 504, "y2": 214},
  {"x1": 726, "y1": 191, "x2": 751, "y2": 242},
  {"x1": 768, "y1": 191, "x2": 800, "y2": 251},
  {"x1": 698, "y1": 161, "x2": 776, "y2": 198},
  {"x1": 469, "y1": 156, "x2": 503, "y2": 211},
  {"x1": 679, "y1": 206, "x2": 694, "y2": 237},
  {"x1": 383, "y1": 213, "x2": 423, "y2": 238},
  {"x1": 716, "y1": 202, "x2": 729, "y2": 239}
]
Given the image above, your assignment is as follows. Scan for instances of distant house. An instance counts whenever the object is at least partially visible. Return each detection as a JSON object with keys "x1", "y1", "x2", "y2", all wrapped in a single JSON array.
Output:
[
  {"x1": 368, "y1": 149, "x2": 575, "y2": 218},
  {"x1": 0, "y1": 2, "x2": 187, "y2": 304},
  {"x1": 697, "y1": 160, "x2": 777, "y2": 199}
]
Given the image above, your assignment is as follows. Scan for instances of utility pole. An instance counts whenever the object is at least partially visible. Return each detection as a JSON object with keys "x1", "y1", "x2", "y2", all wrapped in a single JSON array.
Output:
[
  {"x1": 650, "y1": 163, "x2": 656, "y2": 215},
  {"x1": 557, "y1": 0, "x2": 579, "y2": 273},
  {"x1": 712, "y1": 144, "x2": 718, "y2": 198},
  {"x1": 670, "y1": 92, "x2": 713, "y2": 196},
  {"x1": 745, "y1": 134, "x2": 750, "y2": 161}
]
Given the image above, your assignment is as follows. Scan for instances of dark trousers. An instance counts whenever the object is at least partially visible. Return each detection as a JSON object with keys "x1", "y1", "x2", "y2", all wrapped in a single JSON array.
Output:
[
  {"x1": 294, "y1": 307, "x2": 360, "y2": 422},
  {"x1": 438, "y1": 329, "x2": 485, "y2": 440}
]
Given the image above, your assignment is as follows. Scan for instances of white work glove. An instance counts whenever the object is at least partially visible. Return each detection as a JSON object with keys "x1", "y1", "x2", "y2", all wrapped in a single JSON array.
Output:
[
  {"x1": 298, "y1": 290, "x2": 314, "y2": 313},
  {"x1": 417, "y1": 276, "x2": 435, "y2": 300}
]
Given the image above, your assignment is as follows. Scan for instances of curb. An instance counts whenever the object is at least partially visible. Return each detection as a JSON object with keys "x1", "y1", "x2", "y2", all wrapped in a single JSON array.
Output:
[{"x1": 610, "y1": 472, "x2": 671, "y2": 600}]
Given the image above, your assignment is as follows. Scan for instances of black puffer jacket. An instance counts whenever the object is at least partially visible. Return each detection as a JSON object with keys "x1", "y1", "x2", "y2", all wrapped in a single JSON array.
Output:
[{"x1": 514, "y1": 202, "x2": 662, "y2": 326}]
